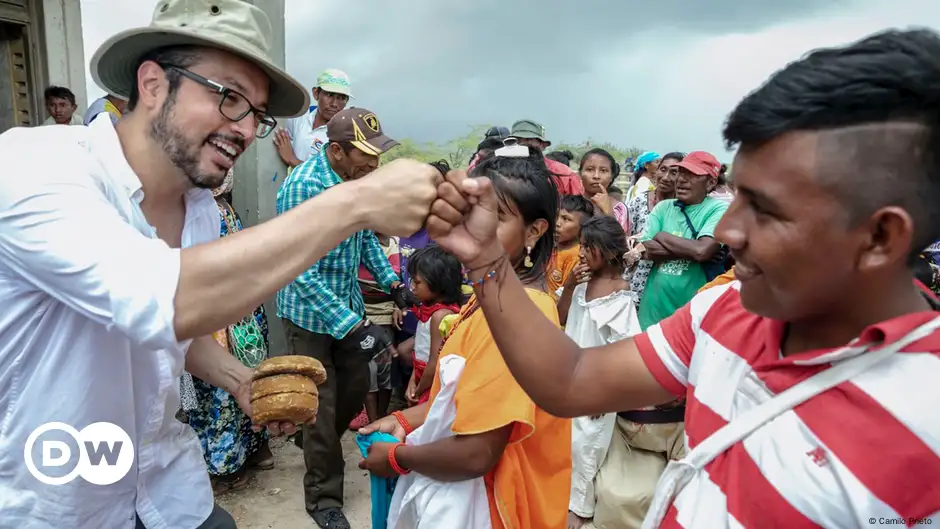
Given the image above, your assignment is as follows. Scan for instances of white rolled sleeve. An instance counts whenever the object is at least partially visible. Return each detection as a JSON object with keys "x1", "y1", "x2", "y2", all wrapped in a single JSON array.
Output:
[{"x1": 0, "y1": 176, "x2": 182, "y2": 351}]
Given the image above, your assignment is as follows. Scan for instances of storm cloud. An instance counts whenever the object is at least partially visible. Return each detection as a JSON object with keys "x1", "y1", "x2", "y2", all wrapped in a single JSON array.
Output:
[{"x1": 82, "y1": 0, "x2": 940, "y2": 160}]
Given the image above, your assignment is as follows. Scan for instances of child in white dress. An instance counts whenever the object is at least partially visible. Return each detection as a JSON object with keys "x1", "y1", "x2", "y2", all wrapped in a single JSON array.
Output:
[
  {"x1": 557, "y1": 215, "x2": 642, "y2": 529},
  {"x1": 403, "y1": 245, "x2": 463, "y2": 406}
]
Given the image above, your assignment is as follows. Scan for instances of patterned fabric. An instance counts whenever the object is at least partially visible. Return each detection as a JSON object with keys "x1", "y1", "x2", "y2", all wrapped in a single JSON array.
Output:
[
  {"x1": 627, "y1": 189, "x2": 655, "y2": 305},
  {"x1": 925, "y1": 240, "x2": 940, "y2": 296},
  {"x1": 212, "y1": 169, "x2": 234, "y2": 198},
  {"x1": 186, "y1": 198, "x2": 269, "y2": 476},
  {"x1": 275, "y1": 146, "x2": 399, "y2": 338},
  {"x1": 179, "y1": 373, "x2": 198, "y2": 411}
]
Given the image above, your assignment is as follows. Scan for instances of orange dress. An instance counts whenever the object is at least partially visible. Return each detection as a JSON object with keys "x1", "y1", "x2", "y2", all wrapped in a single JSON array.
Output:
[
  {"x1": 698, "y1": 267, "x2": 736, "y2": 292},
  {"x1": 425, "y1": 289, "x2": 572, "y2": 529},
  {"x1": 548, "y1": 245, "x2": 581, "y2": 298}
]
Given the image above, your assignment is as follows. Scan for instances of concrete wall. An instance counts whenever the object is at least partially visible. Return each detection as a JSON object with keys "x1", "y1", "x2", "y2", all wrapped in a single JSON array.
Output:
[
  {"x1": 41, "y1": 0, "x2": 87, "y2": 111},
  {"x1": 231, "y1": 0, "x2": 290, "y2": 355}
]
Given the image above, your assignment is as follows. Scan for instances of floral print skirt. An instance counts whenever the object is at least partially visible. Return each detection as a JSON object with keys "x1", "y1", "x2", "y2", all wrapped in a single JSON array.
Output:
[
  {"x1": 187, "y1": 376, "x2": 267, "y2": 476},
  {"x1": 186, "y1": 198, "x2": 273, "y2": 476},
  {"x1": 186, "y1": 304, "x2": 270, "y2": 476}
]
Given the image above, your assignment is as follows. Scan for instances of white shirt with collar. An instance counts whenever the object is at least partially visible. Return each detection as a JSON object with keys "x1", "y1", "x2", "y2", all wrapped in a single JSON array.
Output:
[
  {"x1": 285, "y1": 105, "x2": 329, "y2": 163},
  {"x1": 42, "y1": 113, "x2": 84, "y2": 126},
  {"x1": 0, "y1": 117, "x2": 219, "y2": 528}
]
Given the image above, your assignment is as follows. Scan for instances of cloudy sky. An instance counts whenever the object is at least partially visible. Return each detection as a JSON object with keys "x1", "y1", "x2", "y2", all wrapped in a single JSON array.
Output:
[{"x1": 80, "y1": 0, "x2": 940, "y2": 160}]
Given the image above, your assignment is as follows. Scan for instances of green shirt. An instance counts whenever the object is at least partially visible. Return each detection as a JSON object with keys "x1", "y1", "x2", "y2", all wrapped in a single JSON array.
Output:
[{"x1": 638, "y1": 197, "x2": 728, "y2": 330}]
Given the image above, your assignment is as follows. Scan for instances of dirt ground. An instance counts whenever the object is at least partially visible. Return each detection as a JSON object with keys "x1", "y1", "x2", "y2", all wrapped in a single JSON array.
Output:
[
  {"x1": 216, "y1": 434, "x2": 599, "y2": 529},
  {"x1": 216, "y1": 434, "x2": 372, "y2": 528}
]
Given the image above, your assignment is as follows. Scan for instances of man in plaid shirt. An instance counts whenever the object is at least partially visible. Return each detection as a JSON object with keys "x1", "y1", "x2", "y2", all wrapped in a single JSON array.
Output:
[{"x1": 276, "y1": 108, "x2": 408, "y2": 529}]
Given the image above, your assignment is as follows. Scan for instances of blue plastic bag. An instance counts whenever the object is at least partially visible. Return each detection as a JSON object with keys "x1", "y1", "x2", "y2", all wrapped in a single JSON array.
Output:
[{"x1": 356, "y1": 432, "x2": 400, "y2": 529}]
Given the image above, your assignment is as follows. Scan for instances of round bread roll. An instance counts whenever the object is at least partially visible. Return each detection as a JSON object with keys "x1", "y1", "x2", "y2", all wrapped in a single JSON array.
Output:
[
  {"x1": 251, "y1": 374, "x2": 319, "y2": 401},
  {"x1": 253, "y1": 355, "x2": 327, "y2": 385},
  {"x1": 251, "y1": 392, "x2": 319, "y2": 425}
]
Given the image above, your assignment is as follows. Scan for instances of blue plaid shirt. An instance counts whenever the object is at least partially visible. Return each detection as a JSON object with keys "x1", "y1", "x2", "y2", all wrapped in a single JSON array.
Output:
[{"x1": 276, "y1": 146, "x2": 399, "y2": 338}]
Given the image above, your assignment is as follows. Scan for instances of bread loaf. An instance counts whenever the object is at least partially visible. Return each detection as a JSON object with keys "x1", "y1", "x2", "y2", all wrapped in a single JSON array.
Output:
[
  {"x1": 251, "y1": 392, "x2": 319, "y2": 424},
  {"x1": 252, "y1": 355, "x2": 327, "y2": 385},
  {"x1": 251, "y1": 373, "x2": 319, "y2": 401},
  {"x1": 250, "y1": 356, "x2": 326, "y2": 425}
]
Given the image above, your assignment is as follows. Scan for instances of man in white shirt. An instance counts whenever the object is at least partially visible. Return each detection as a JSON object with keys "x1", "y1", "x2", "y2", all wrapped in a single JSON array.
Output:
[
  {"x1": 273, "y1": 68, "x2": 352, "y2": 168},
  {"x1": 0, "y1": 1, "x2": 440, "y2": 528}
]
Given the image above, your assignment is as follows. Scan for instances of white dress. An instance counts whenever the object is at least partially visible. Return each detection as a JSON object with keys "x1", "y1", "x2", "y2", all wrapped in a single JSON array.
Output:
[
  {"x1": 387, "y1": 355, "x2": 492, "y2": 528},
  {"x1": 414, "y1": 317, "x2": 432, "y2": 364},
  {"x1": 565, "y1": 283, "x2": 642, "y2": 518}
]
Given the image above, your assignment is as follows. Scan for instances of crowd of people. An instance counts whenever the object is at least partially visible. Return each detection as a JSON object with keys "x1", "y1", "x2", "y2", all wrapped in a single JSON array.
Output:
[{"x1": 2, "y1": 0, "x2": 940, "y2": 528}]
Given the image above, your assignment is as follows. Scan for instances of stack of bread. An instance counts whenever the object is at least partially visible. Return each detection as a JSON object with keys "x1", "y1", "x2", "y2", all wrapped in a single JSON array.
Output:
[{"x1": 250, "y1": 355, "x2": 327, "y2": 425}]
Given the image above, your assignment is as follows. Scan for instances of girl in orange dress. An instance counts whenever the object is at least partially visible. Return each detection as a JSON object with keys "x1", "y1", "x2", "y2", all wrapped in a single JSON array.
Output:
[{"x1": 359, "y1": 147, "x2": 572, "y2": 529}]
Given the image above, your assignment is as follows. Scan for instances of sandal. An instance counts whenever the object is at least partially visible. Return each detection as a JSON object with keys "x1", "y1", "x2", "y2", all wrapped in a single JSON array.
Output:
[
  {"x1": 212, "y1": 470, "x2": 249, "y2": 495},
  {"x1": 348, "y1": 407, "x2": 370, "y2": 431}
]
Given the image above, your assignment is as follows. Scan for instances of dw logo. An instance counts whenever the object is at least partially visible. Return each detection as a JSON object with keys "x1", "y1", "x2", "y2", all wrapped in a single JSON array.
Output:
[{"x1": 24, "y1": 422, "x2": 134, "y2": 486}]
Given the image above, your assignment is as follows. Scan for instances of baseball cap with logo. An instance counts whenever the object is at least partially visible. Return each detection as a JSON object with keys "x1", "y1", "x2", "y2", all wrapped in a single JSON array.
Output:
[
  {"x1": 316, "y1": 68, "x2": 353, "y2": 97},
  {"x1": 327, "y1": 108, "x2": 399, "y2": 156},
  {"x1": 90, "y1": 0, "x2": 308, "y2": 118},
  {"x1": 509, "y1": 119, "x2": 550, "y2": 145},
  {"x1": 676, "y1": 151, "x2": 722, "y2": 178}
]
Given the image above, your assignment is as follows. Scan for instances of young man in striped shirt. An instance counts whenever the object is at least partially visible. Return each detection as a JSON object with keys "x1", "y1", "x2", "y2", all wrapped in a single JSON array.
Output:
[{"x1": 428, "y1": 29, "x2": 940, "y2": 528}]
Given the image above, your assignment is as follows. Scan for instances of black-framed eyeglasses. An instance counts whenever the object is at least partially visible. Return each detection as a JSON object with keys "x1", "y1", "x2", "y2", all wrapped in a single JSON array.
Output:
[{"x1": 161, "y1": 64, "x2": 277, "y2": 138}]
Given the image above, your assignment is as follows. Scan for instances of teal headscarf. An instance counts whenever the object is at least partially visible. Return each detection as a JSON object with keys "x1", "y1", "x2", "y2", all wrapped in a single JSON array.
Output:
[{"x1": 633, "y1": 151, "x2": 661, "y2": 173}]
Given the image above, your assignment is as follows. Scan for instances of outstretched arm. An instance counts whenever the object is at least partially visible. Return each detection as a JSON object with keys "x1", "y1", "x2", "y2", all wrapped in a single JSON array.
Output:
[
  {"x1": 468, "y1": 258, "x2": 674, "y2": 417},
  {"x1": 428, "y1": 172, "x2": 677, "y2": 418},
  {"x1": 396, "y1": 426, "x2": 512, "y2": 482},
  {"x1": 0, "y1": 152, "x2": 440, "y2": 352}
]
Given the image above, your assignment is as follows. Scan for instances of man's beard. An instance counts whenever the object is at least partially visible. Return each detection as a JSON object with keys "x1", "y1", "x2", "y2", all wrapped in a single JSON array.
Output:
[{"x1": 148, "y1": 93, "x2": 225, "y2": 190}]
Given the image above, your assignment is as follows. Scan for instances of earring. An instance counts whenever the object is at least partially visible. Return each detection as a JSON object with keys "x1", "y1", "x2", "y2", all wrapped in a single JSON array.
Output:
[{"x1": 524, "y1": 246, "x2": 533, "y2": 268}]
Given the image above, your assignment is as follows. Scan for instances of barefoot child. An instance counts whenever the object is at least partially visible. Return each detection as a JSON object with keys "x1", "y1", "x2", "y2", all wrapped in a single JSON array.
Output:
[
  {"x1": 358, "y1": 147, "x2": 572, "y2": 529},
  {"x1": 549, "y1": 195, "x2": 596, "y2": 298},
  {"x1": 403, "y1": 244, "x2": 463, "y2": 406},
  {"x1": 557, "y1": 216, "x2": 640, "y2": 529}
]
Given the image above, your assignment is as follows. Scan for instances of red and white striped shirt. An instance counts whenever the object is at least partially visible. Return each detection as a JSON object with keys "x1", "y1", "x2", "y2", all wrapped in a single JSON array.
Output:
[{"x1": 635, "y1": 282, "x2": 940, "y2": 528}]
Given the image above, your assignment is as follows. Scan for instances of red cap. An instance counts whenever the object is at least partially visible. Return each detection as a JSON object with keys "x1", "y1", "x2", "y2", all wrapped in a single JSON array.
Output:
[{"x1": 677, "y1": 151, "x2": 721, "y2": 178}]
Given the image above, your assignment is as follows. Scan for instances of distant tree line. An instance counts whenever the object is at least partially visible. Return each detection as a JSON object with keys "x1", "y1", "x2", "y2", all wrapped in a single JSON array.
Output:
[{"x1": 381, "y1": 124, "x2": 644, "y2": 170}]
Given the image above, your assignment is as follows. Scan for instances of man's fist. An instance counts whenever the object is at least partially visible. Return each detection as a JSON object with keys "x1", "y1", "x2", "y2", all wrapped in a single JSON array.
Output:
[{"x1": 337, "y1": 320, "x2": 393, "y2": 361}]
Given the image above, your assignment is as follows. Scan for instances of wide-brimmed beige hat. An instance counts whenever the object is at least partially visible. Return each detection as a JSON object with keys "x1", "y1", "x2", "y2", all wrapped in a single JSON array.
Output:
[{"x1": 90, "y1": 0, "x2": 308, "y2": 118}]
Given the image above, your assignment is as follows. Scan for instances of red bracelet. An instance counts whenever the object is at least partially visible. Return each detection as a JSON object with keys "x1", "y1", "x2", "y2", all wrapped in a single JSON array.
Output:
[
  {"x1": 388, "y1": 443, "x2": 411, "y2": 475},
  {"x1": 392, "y1": 410, "x2": 413, "y2": 435}
]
